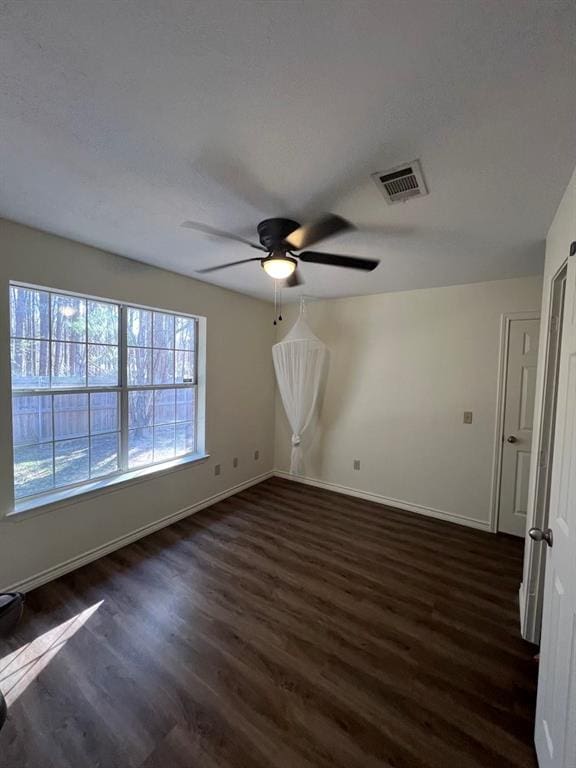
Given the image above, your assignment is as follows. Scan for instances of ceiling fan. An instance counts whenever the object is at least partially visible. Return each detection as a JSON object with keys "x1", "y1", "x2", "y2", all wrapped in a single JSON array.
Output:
[{"x1": 181, "y1": 214, "x2": 380, "y2": 287}]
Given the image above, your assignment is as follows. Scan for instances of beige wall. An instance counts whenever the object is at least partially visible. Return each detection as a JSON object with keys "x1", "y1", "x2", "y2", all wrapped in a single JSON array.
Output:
[
  {"x1": 0, "y1": 219, "x2": 276, "y2": 591},
  {"x1": 0, "y1": 216, "x2": 548, "y2": 592},
  {"x1": 275, "y1": 276, "x2": 543, "y2": 530}
]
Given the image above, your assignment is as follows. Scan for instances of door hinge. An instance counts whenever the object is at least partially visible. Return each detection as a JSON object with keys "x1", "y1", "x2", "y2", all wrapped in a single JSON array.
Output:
[
  {"x1": 550, "y1": 315, "x2": 559, "y2": 334},
  {"x1": 570, "y1": 241, "x2": 576, "y2": 257},
  {"x1": 539, "y1": 449, "x2": 547, "y2": 469}
]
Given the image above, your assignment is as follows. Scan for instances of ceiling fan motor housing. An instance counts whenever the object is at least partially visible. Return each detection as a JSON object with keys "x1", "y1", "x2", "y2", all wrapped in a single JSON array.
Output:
[{"x1": 257, "y1": 218, "x2": 300, "y2": 251}]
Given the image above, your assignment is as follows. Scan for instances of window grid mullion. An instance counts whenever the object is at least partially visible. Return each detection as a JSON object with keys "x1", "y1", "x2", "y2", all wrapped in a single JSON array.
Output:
[
  {"x1": 152, "y1": 384, "x2": 157, "y2": 461},
  {"x1": 51, "y1": 393, "x2": 56, "y2": 492},
  {"x1": 84, "y1": 298, "x2": 88, "y2": 388},
  {"x1": 12, "y1": 386, "x2": 122, "y2": 397},
  {"x1": 88, "y1": 390, "x2": 92, "y2": 479},
  {"x1": 48, "y1": 294, "x2": 55, "y2": 490},
  {"x1": 48, "y1": 292, "x2": 53, "y2": 394},
  {"x1": 173, "y1": 329, "x2": 176, "y2": 386},
  {"x1": 120, "y1": 305, "x2": 129, "y2": 474},
  {"x1": 85, "y1": 302, "x2": 90, "y2": 479}
]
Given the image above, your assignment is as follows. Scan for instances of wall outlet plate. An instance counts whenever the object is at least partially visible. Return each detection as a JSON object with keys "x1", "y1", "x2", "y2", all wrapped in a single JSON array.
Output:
[
  {"x1": 353, "y1": 459, "x2": 361, "y2": 470},
  {"x1": 463, "y1": 411, "x2": 473, "y2": 424},
  {"x1": 214, "y1": 463, "x2": 221, "y2": 476},
  {"x1": 233, "y1": 457, "x2": 238, "y2": 468},
  {"x1": 254, "y1": 449, "x2": 259, "y2": 461}
]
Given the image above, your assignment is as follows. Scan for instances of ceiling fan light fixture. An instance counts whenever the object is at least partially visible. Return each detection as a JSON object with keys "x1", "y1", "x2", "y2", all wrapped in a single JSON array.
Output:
[{"x1": 262, "y1": 255, "x2": 297, "y2": 280}]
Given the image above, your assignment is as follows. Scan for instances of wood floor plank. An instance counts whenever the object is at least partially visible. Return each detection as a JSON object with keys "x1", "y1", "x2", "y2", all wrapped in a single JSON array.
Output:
[{"x1": 0, "y1": 477, "x2": 538, "y2": 767}]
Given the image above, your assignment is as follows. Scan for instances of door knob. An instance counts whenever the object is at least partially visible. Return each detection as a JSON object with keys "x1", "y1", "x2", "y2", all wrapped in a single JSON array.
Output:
[
  {"x1": 507, "y1": 435, "x2": 518, "y2": 443},
  {"x1": 529, "y1": 527, "x2": 553, "y2": 547}
]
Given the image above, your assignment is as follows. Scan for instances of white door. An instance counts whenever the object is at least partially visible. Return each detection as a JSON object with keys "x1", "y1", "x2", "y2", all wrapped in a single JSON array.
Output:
[
  {"x1": 534, "y1": 251, "x2": 576, "y2": 768},
  {"x1": 499, "y1": 317, "x2": 540, "y2": 536}
]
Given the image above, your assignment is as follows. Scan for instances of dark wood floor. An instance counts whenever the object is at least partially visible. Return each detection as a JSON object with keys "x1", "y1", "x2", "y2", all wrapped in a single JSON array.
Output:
[{"x1": 0, "y1": 478, "x2": 538, "y2": 768}]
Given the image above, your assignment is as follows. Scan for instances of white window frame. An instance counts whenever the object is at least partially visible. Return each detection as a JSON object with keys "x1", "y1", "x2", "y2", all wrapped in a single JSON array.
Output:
[{"x1": 8, "y1": 282, "x2": 207, "y2": 516}]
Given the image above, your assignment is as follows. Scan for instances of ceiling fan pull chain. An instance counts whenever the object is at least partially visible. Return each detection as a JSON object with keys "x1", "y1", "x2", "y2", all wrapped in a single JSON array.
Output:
[
  {"x1": 273, "y1": 281, "x2": 277, "y2": 326},
  {"x1": 278, "y1": 287, "x2": 283, "y2": 322}
]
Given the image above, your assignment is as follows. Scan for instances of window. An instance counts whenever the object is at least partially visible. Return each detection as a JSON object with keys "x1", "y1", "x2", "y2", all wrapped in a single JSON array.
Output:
[{"x1": 10, "y1": 284, "x2": 200, "y2": 505}]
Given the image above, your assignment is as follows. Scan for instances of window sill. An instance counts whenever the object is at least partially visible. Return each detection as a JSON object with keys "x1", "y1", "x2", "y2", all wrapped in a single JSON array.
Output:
[{"x1": 6, "y1": 452, "x2": 210, "y2": 522}]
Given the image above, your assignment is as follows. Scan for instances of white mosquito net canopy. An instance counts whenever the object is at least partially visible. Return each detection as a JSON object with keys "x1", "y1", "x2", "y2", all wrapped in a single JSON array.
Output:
[{"x1": 272, "y1": 306, "x2": 327, "y2": 475}]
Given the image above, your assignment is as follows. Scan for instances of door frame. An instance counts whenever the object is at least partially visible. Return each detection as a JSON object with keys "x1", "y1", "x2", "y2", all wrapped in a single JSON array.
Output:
[
  {"x1": 521, "y1": 261, "x2": 567, "y2": 643},
  {"x1": 489, "y1": 310, "x2": 541, "y2": 534}
]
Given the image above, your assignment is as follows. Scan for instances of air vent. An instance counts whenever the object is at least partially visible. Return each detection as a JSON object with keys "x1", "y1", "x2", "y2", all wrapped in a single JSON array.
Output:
[{"x1": 371, "y1": 160, "x2": 428, "y2": 204}]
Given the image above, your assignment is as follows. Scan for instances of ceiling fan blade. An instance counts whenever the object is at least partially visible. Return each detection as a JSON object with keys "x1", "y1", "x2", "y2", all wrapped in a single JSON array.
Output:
[
  {"x1": 283, "y1": 269, "x2": 304, "y2": 288},
  {"x1": 191, "y1": 152, "x2": 286, "y2": 215},
  {"x1": 181, "y1": 221, "x2": 266, "y2": 251},
  {"x1": 299, "y1": 251, "x2": 379, "y2": 271},
  {"x1": 196, "y1": 258, "x2": 262, "y2": 274},
  {"x1": 284, "y1": 214, "x2": 353, "y2": 250}
]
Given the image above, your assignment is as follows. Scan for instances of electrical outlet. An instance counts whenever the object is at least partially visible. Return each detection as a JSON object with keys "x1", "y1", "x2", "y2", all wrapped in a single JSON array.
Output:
[
  {"x1": 214, "y1": 463, "x2": 221, "y2": 476},
  {"x1": 463, "y1": 411, "x2": 473, "y2": 424},
  {"x1": 233, "y1": 457, "x2": 238, "y2": 468},
  {"x1": 353, "y1": 459, "x2": 360, "y2": 471},
  {"x1": 254, "y1": 449, "x2": 260, "y2": 461}
]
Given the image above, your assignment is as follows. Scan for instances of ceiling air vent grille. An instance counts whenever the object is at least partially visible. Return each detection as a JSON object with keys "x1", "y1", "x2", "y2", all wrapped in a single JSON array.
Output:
[{"x1": 371, "y1": 160, "x2": 428, "y2": 204}]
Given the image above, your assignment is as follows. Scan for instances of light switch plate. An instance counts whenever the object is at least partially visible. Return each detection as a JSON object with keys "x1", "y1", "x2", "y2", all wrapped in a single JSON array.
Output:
[
  {"x1": 254, "y1": 449, "x2": 259, "y2": 461},
  {"x1": 353, "y1": 459, "x2": 361, "y2": 470},
  {"x1": 214, "y1": 463, "x2": 221, "y2": 476},
  {"x1": 233, "y1": 457, "x2": 238, "y2": 468},
  {"x1": 463, "y1": 411, "x2": 473, "y2": 424}
]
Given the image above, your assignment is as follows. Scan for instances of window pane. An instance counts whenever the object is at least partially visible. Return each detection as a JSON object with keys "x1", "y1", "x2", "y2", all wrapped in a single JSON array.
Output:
[
  {"x1": 128, "y1": 348, "x2": 152, "y2": 386},
  {"x1": 128, "y1": 427, "x2": 153, "y2": 468},
  {"x1": 51, "y1": 295, "x2": 86, "y2": 342},
  {"x1": 127, "y1": 308, "x2": 152, "y2": 347},
  {"x1": 175, "y1": 316, "x2": 195, "y2": 351},
  {"x1": 154, "y1": 425, "x2": 175, "y2": 462},
  {"x1": 153, "y1": 312, "x2": 174, "y2": 349},
  {"x1": 88, "y1": 301, "x2": 118, "y2": 345},
  {"x1": 153, "y1": 349, "x2": 174, "y2": 385},
  {"x1": 51, "y1": 342, "x2": 86, "y2": 388},
  {"x1": 14, "y1": 443, "x2": 54, "y2": 498},
  {"x1": 11, "y1": 339, "x2": 50, "y2": 389},
  {"x1": 10, "y1": 292, "x2": 200, "y2": 498},
  {"x1": 154, "y1": 389, "x2": 175, "y2": 425},
  {"x1": 10, "y1": 286, "x2": 49, "y2": 339},
  {"x1": 90, "y1": 433, "x2": 119, "y2": 478},
  {"x1": 176, "y1": 388, "x2": 195, "y2": 422},
  {"x1": 54, "y1": 438, "x2": 89, "y2": 487},
  {"x1": 88, "y1": 344, "x2": 118, "y2": 386},
  {"x1": 175, "y1": 350, "x2": 194, "y2": 384},
  {"x1": 90, "y1": 392, "x2": 118, "y2": 434},
  {"x1": 12, "y1": 396, "x2": 52, "y2": 446},
  {"x1": 129, "y1": 390, "x2": 153, "y2": 428},
  {"x1": 54, "y1": 394, "x2": 89, "y2": 440},
  {"x1": 176, "y1": 422, "x2": 195, "y2": 455}
]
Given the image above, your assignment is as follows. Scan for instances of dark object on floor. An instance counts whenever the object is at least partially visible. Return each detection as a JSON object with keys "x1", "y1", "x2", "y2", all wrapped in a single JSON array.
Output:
[
  {"x1": 0, "y1": 690, "x2": 5, "y2": 733},
  {"x1": 0, "y1": 593, "x2": 24, "y2": 637},
  {"x1": 0, "y1": 592, "x2": 24, "y2": 733}
]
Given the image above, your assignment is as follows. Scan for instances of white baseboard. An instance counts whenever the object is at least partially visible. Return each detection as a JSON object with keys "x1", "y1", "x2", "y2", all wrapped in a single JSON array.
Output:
[
  {"x1": 273, "y1": 470, "x2": 492, "y2": 532},
  {"x1": 4, "y1": 471, "x2": 274, "y2": 594},
  {"x1": 6, "y1": 468, "x2": 492, "y2": 594},
  {"x1": 519, "y1": 580, "x2": 526, "y2": 634}
]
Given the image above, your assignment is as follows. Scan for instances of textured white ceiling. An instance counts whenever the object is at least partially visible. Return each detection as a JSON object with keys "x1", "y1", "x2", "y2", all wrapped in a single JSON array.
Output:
[{"x1": 1, "y1": 0, "x2": 575, "y2": 301}]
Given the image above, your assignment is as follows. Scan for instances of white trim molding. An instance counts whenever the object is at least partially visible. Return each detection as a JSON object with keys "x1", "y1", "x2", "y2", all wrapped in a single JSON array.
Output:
[
  {"x1": 3, "y1": 471, "x2": 273, "y2": 594},
  {"x1": 7, "y1": 465, "x2": 499, "y2": 595},
  {"x1": 519, "y1": 581, "x2": 526, "y2": 629},
  {"x1": 274, "y1": 471, "x2": 492, "y2": 532}
]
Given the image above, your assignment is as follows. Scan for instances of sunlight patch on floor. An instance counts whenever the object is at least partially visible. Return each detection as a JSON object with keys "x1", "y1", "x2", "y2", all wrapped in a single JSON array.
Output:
[{"x1": 0, "y1": 601, "x2": 102, "y2": 706}]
